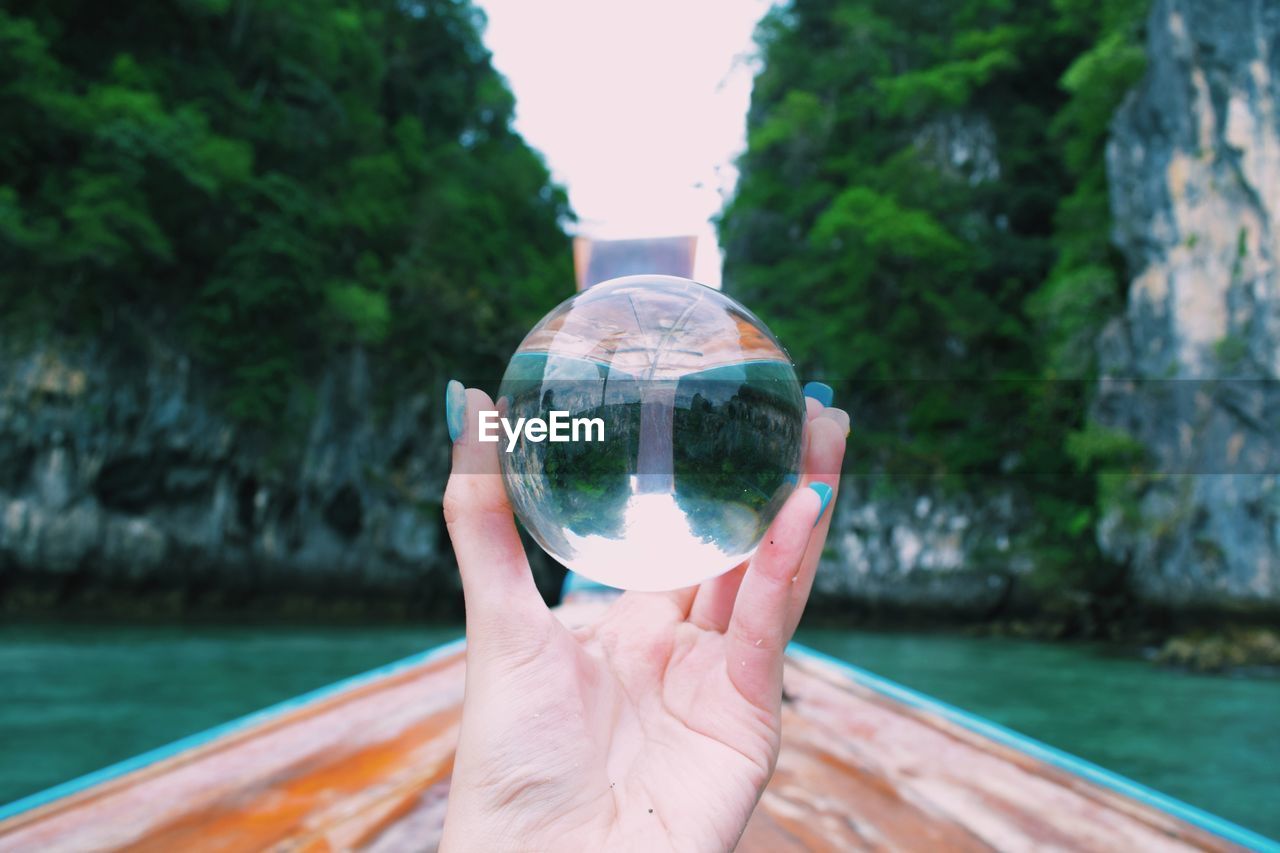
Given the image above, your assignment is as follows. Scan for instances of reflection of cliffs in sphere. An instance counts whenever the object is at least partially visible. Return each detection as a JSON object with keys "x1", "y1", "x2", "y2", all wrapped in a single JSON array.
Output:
[
  {"x1": 672, "y1": 362, "x2": 802, "y2": 553},
  {"x1": 498, "y1": 275, "x2": 805, "y2": 591}
]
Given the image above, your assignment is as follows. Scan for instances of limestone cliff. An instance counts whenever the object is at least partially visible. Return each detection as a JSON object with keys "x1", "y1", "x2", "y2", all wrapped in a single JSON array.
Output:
[
  {"x1": 0, "y1": 337, "x2": 472, "y2": 614},
  {"x1": 811, "y1": 482, "x2": 1025, "y2": 620},
  {"x1": 1097, "y1": 0, "x2": 1280, "y2": 610}
]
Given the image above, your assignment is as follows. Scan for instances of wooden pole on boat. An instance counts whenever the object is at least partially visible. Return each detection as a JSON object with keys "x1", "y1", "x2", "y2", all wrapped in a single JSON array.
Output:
[{"x1": 572, "y1": 234, "x2": 698, "y2": 290}]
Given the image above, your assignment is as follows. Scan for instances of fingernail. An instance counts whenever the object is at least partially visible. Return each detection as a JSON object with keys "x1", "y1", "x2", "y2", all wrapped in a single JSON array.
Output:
[
  {"x1": 783, "y1": 473, "x2": 798, "y2": 486},
  {"x1": 809, "y1": 482, "x2": 833, "y2": 526},
  {"x1": 803, "y1": 381, "x2": 833, "y2": 408},
  {"x1": 819, "y1": 407, "x2": 851, "y2": 437},
  {"x1": 446, "y1": 379, "x2": 466, "y2": 443}
]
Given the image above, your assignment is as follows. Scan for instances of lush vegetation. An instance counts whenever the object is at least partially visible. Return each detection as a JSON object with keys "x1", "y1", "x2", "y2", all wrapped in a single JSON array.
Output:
[
  {"x1": 721, "y1": 0, "x2": 1148, "y2": 623},
  {"x1": 0, "y1": 0, "x2": 571, "y2": 423},
  {"x1": 3, "y1": 0, "x2": 1164, "y2": 621}
]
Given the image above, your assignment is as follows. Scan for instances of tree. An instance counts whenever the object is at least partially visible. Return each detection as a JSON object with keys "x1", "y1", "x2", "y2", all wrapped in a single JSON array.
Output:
[
  {"x1": 720, "y1": 0, "x2": 1148, "y2": 624},
  {"x1": 0, "y1": 0, "x2": 572, "y2": 423}
]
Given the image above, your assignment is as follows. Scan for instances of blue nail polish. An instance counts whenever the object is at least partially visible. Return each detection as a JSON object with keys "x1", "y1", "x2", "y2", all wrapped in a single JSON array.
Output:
[
  {"x1": 809, "y1": 482, "x2": 833, "y2": 526},
  {"x1": 783, "y1": 473, "x2": 799, "y2": 486},
  {"x1": 803, "y1": 381, "x2": 834, "y2": 408},
  {"x1": 446, "y1": 379, "x2": 466, "y2": 442}
]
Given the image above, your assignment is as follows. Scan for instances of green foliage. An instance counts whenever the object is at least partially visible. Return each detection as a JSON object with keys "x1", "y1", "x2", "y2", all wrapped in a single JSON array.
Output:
[
  {"x1": 877, "y1": 25, "x2": 1023, "y2": 118},
  {"x1": 1025, "y1": 0, "x2": 1147, "y2": 601},
  {"x1": 326, "y1": 283, "x2": 389, "y2": 345},
  {"x1": 0, "y1": 1, "x2": 571, "y2": 422},
  {"x1": 1032, "y1": 0, "x2": 1147, "y2": 373},
  {"x1": 723, "y1": 0, "x2": 1082, "y2": 476},
  {"x1": 1065, "y1": 424, "x2": 1146, "y2": 471},
  {"x1": 1213, "y1": 334, "x2": 1248, "y2": 368},
  {"x1": 721, "y1": 0, "x2": 1151, "y2": 615}
]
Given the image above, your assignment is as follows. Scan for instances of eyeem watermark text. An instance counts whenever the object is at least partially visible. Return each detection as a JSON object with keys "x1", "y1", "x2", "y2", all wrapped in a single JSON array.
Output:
[{"x1": 478, "y1": 410, "x2": 605, "y2": 452}]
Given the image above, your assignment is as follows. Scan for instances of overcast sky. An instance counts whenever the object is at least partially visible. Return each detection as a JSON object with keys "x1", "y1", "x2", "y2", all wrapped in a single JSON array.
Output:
[{"x1": 474, "y1": 0, "x2": 775, "y2": 288}]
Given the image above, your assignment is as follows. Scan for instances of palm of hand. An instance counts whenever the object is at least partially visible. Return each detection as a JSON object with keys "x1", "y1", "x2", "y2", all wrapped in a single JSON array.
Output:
[{"x1": 457, "y1": 592, "x2": 784, "y2": 852}]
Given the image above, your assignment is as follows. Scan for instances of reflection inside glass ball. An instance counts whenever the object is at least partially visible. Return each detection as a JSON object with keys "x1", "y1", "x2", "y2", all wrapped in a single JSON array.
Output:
[{"x1": 498, "y1": 275, "x2": 805, "y2": 591}]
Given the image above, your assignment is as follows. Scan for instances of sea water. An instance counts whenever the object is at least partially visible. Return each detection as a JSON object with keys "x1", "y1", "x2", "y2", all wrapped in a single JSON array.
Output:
[{"x1": 497, "y1": 276, "x2": 805, "y2": 591}]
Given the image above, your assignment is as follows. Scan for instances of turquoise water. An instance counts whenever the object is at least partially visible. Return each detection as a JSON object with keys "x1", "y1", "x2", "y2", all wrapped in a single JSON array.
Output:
[
  {"x1": 795, "y1": 628, "x2": 1280, "y2": 840},
  {"x1": 0, "y1": 623, "x2": 459, "y2": 812},
  {"x1": 1, "y1": 623, "x2": 1276, "y2": 840}
]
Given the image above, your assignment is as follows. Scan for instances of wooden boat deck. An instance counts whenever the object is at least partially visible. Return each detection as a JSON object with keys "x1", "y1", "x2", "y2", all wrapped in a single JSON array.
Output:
[{"x1": 0, "y1": 602, "x2": 1271, "y2": 852}]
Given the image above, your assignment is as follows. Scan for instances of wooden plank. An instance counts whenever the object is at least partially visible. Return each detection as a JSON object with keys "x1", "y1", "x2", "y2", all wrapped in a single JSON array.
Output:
[
  {"x1": 0, "y1": 645, "x2": 466, "y2": 852},
  {"x1": 0, "y1": 605, "x2": 1260, "y2": 852},
  {"x1": 747, "y1": 655, "x2": 1243, "y2": 852}
]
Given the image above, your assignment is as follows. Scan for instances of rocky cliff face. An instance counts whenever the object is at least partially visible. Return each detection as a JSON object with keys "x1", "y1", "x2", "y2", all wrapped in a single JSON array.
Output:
[
  {"x1": 0, "y1": 334, "x2": 1023, "y2": 618},
  {"x1": 1097, "y1": 0, "x2": 1280, "y2": 610},
  {"x1": 818, "y1": 0, "x2": 1280, "y2": 618},
  {"x1": 0, "y1": 331, "x2": 1028, "y2": 619},
  {"x1": 810, "y1": 480, "x2": 1026, "y2": 619},
  {"x1": 0, "y1": 337, "x2": 472, "y2": 614}
]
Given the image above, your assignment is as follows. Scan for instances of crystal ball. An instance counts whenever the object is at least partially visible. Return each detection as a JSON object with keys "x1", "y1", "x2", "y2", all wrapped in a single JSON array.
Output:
[{"x1": 498, "y1": 275, "x2": 805, "y2": 591}]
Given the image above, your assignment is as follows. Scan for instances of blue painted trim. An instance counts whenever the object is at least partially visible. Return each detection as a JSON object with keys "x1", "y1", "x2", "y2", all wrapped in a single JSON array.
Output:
[
  {"x1": 0, "y1": 636, "x2": 466, "y2": 823},
  {"x1": 787, "y1": 642, "x2": 1280, "y2": 853}
]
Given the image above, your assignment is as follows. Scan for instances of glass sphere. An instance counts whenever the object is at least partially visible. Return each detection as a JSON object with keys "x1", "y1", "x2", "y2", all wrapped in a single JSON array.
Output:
[{"x1": 498, "y1": 275, "x2": 805, "y2": 591}]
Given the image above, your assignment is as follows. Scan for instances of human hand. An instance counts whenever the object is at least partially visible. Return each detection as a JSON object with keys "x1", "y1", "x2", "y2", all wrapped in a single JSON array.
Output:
[{"x1": 439, "y1": 381, "x2": 849, "y2": 852}]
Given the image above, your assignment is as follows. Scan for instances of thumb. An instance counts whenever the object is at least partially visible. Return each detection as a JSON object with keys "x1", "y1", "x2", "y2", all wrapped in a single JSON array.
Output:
[{"x1": 442, "y1": 381, "x2": 542, "y2": 625}]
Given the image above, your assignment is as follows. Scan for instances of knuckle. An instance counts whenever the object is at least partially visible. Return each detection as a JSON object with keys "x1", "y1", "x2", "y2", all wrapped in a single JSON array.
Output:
[
  {"x1": 443, "y1": 475, "x2": 513, "y2": 530},
  {"x1": 442, "y1": 480, "x2": 468, "y2": 528},
  {"x1": 809, "y1": 415, "x2": 844, "y2": 445}
]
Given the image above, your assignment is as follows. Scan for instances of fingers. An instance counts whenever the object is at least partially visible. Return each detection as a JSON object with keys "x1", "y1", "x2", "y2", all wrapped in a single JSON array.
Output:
[
  {"x1": 817, "y1": 406, "x2": 849, "y2": 437},
  {"x1": 803, "y1": 381, "x2": 833, "y2": 416},
  {"x1": 443, "y1": 382, "x2": 542, "y2": 622},
  {"x1": 662, "y1": 585, "x2": 700, "y2": 621},
  {"x1": 804, "y1": 396, "x2": 824, "y2": 421},
  {"x1": 688, "y1": 562, "x2": 747, "y2": 632},
  {"x1": 725, "y1": 485, "x2": 826, "y2": 710},
  {"x1": 691, "y1": 388, "x2": 849, "y2": 636},
  {"x1": 785, "y1": 415, "x2": 848, "y2": 636}
]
